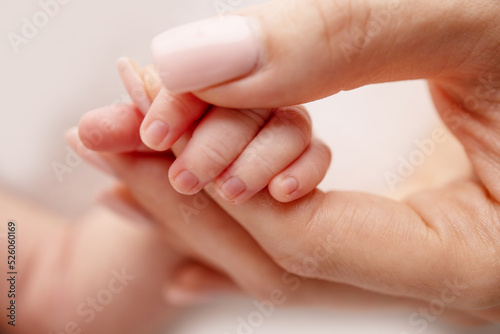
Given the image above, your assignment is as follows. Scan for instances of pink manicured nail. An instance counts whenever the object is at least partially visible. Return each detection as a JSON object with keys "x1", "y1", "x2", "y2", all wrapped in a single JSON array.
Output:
[
  {"x1": 65, "y1": 127, "x2": 117, "y2": 177},
  {"x1": 171, "y1": 170, "x2": 200, "y2": 194},
  {"x1": 116, "y1": 57, "x2": 152, "y2": 115},
  {"x1": 218, "y1": 177, "x2": 246, "y2": 202},
  {"x1": 151, "y1": 15, "x2": 260, "y2": 94},
  {"x1": 141, "y1": 120, "x2": 170, "y2": 150}
]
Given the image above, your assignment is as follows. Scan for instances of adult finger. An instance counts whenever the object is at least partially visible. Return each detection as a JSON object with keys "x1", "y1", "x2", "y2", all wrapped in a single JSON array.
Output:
[
  {"x1": 65, "y1": 129, "x2": 432, "y2": 310},
  {"x1": 65, "y1": 130, "x2": 499, "y2": 325},
  {"x1": 151, "y1": 0, "x2": 497, "y2": 108},
  {"x1": 202, "y1": 180, "x2": 500, "y2": 310}
]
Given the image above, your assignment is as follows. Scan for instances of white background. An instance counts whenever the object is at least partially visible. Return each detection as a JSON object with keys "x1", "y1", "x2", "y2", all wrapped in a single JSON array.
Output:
[{"x1": 0, "y1": 0, "x2": 498, "y2": 333}]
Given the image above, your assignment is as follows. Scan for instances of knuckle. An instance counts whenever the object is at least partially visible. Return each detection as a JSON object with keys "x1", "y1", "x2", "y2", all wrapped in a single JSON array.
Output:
[
  {"x1": 274, "y1": 107, "x2": 312, "y2": 147},
  {"x1": 157, "y1": 91, "x2": 200, "y2": 120},
  {"x1": 197, "y1": 138, "x2": 233, "y2": 172},
  {"x1": 248, "y1": 146, "x2": 277, "y2": 175},
  {"x1": 239, "y1": 131, "x2": 280, "y2": 176},
  {"x1": 169, "y1": 94, "x2": 195, "y2": 118},
  {"x1": 237, "y1": 108, "x2": 273, "y2": 129}
]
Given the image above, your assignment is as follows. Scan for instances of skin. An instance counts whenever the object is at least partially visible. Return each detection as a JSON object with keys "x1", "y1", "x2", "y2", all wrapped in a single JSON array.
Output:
[
  {"x1": 0, "y1": 52, "x2": 330, "y2": 333},
  {"x1": 0, "y1": 190, "x2": 174, "y2": 334},
  {"x1": 0, "y1": 45, "x2": 333, "y2": 333},
  {"x1": 80, "y1": 0, "x2": 500, "y2": 326},
  {"x1": 113, "y1": 58, "x2": 331, "y2": 204},
  {"x1": 68, "y1": 130, "x2": 485, "y2": 326},
  {"x1": 0, "y1": 186, "x2": 238, "y2": 334},
  {"x1": 2, "y1": 0, "x2": 499, "y2": 331}
]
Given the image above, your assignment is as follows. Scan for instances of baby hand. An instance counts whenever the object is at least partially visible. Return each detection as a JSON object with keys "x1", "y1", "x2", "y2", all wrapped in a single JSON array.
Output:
[{"x1": 108, "y1": 58, "x2": 331, "y2": 204}]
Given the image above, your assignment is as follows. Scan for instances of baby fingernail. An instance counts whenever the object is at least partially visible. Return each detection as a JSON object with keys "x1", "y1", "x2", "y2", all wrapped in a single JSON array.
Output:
[
  {"x1": 171, "y1": 170, "x2": 200, "y2": 195},
  {"x1": 151, "y1": 15, "x2": 260, "y2": 94},
  {"x1": 141, "y1": 120, "x2": 169, "y2": 150},
  {"x1": 218, "y1": 177, "x2": 246, "y2": 203},
  {"x1": 281, "y1": 176, "x2": 299, "y2": 196}
]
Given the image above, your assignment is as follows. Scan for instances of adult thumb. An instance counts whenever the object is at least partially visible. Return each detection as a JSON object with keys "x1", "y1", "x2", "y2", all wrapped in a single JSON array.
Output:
[{"x1": 150, "y1": 0, "x2": 486, "y2": 108}]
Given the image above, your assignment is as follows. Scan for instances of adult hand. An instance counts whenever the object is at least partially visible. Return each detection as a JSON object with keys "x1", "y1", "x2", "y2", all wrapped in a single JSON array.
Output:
[
  {"x1": 76, "y1": 0, "x2": 500, "y2": 325},
  {"x1": 146, "y1": 0, "x2": 500, "y2": 322},
  {"x1": 69, "y1": 121, "x2": 487, "y2": 327},
  {"x1": 75, "y1": 95, "x2": 490, "y2": 330}
]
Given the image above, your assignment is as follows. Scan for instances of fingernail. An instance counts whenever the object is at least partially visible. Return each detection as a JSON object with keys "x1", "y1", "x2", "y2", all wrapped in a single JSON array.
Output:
[
  {"x1": 116, "y1": 57, "x2": 152, "y2": 115},
  {"x1": 65, "y1": 127, "x2": 117, "y2": 177},
  {"x1": 281, "y1": 176, "x2": 299, "y2": 196},
  {"x1": 141, "y1": 120, "x2": 170, "y2": 151},
  {"x1": 151, "y1": 15, "x2": 260, "y2": 94},
  {"x1": 218, "y1": 177, "x2": 246, "y2": 202},
  {"x1": 171, "y1": 170, "x2": 200, "y2": 195},
  {"x1": 97, "y1": 191, "x2": 153, "y2": 226}
]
